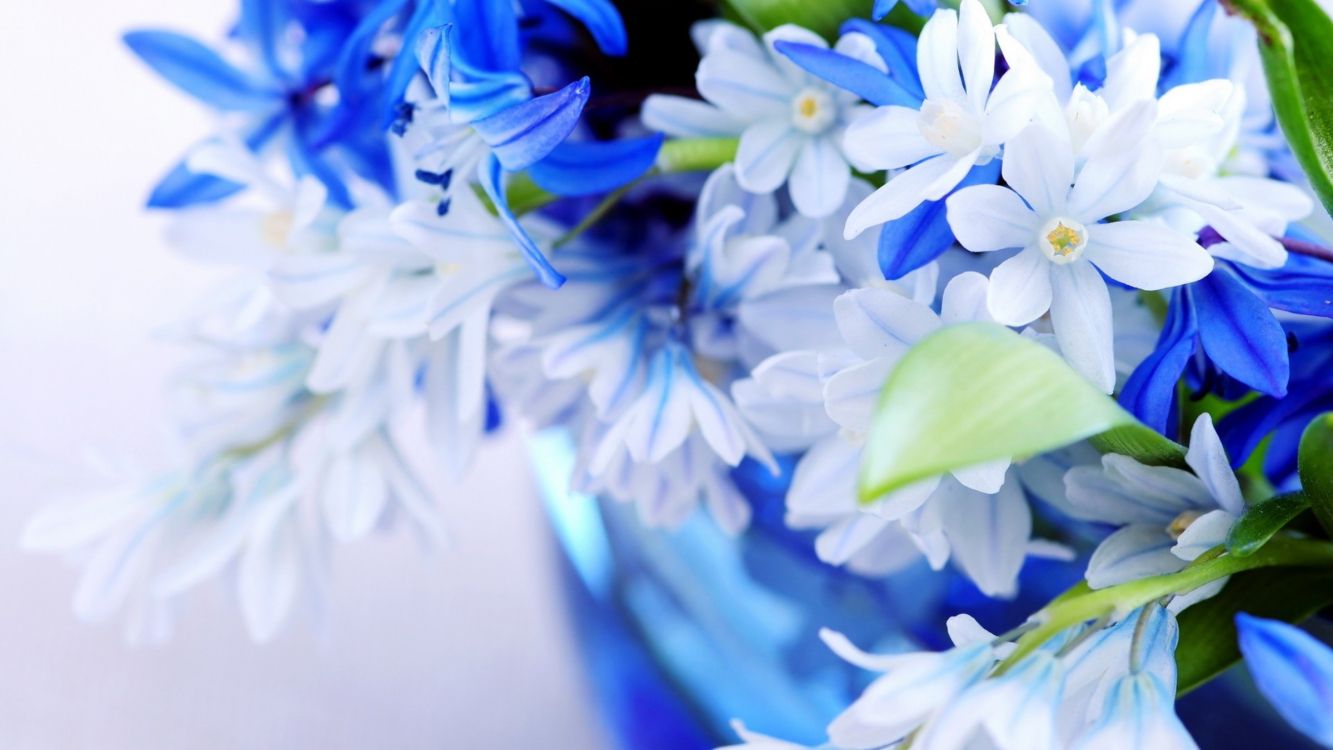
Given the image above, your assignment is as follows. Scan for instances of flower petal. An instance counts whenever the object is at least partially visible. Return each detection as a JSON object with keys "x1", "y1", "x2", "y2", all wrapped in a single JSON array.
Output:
[
  {"x1": 986, "y1": 246, "x2": 1052, "y2": 326},
  {"x1": 1084, "y1": 221, "x2": 1213, "y2": 291},
  {"x1": 947, "y1": 184, "x2": 1039, "y2": 252},
  {"x1": 1049, "y1": 261, "x2": 1115, "y2": 393}
]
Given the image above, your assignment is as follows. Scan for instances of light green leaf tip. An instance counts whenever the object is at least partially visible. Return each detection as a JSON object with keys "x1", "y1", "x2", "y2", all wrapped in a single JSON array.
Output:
[{"x1": 858, "y1": 323, "x2": 1180, "y2": 501}]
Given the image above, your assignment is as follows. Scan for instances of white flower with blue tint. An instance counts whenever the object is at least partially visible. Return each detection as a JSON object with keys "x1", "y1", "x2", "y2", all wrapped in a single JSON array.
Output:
[
  {"x1": 840, "y1": 0, "x2": 1051, "y2": 239},
  {"x1": 1064, "y1": 414, "x2": 1245, "y2": 591},
  {"x1": 644, "y1": 22, "x2": 875, "y2": 218},
  {"x1": 1237, "y1": 614, "x2": 1333, "y2": 748},
  {"x1": 946, "y1": 117, "x2": 1214, "y2": 392}
]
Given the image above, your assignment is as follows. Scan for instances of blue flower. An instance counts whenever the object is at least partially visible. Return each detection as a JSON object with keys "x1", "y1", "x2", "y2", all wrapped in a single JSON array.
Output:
[{"x1": 1237, "y1": 614, "x2": 1333, "y2": 748}]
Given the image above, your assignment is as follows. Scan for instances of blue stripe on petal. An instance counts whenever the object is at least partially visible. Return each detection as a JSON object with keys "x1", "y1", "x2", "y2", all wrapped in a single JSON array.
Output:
[
  {"x1": 449, "y1": 72, "x2": 533, "y2": 122},
  {"x1": 528, "y1": 134, "x2": 663, "y2": 197},
  {"x1": 1192, "y1": 265, "x2": 1290, "y2": 397},
  {"x1": 123, "y1": 30, "x2": 281, "y2": 110},
  {"x1": 544, "y1": 0, "x2": 628, "y2": 56},
  {"x1": 773, "y1": 41, "x2": 919, "y2": 107},
  {"x1": 878, "y1": 160, "x2": 999, "y2": 279},
  {"x1": 453, "y1": 0, "x2": 521, "y2": 73},
  {"x1": 1121, "y1": 290, "x2": 1196, "y2": 439},
  {"x1": 472, "y1": 77, "x2": 591, "y2": 172},
  {"x1": 478, "y1": 155, "x2": 566, "y2": 288}
]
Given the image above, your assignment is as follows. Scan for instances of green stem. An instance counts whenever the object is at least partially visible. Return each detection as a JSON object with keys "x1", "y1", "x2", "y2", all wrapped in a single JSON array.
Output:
[{"x1": 995, "y1": 537, "x2": 1333, "y2": 671}]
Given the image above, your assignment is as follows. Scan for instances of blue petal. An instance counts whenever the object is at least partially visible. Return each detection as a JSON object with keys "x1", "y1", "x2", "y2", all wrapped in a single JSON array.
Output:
[
  {"x1": 544, "y1": 0, "x2": 628, "y2": 56},
  {"x1": 123, "y1": 30, "x2": 281, "y2": 110},
  {"x1": 145, "y1": 112, "x2": 285, "y2": 209},
  {"x1": 773, "y1": 41, "x2": 919, "y2": 107},
  {"x1": 1164, "y1": 0, "x2": 1219, "y2": 87},
  {"x1": 872, "y1": 0, "x2": 899, "y2": 20},
  {"x1": 380, "y1": 5, "x2": 453, "y2": 126},
  {"x1": 450, "y1": 71, "x2": 533, "y2": 123},
  {"x1": 878, "y1": 159, "x2": 999, "y2": 279},
  {"x1": 289, "y1": 115, "x2": 353, "y2": 210},
  {"x1": 528, "y1": 134, "x2": 663, "y2": 197},
  {"x1": 472, "y1": 77, "x2": 591, "y2": 172},
  {"x1": 1218, "y1": 391, "x2": 1333, "y2": 468},
  {"x1": 235, "y1": 0, "x2": 287, "y2": 81},
  {"x1": 1237, "y1": 614, "x2": 1333, "y2": 748},
  {"x1": 478, "y1": 155, "x2": 566, "y2": 288},
  {"x1": 1121, "y1": 290, "x2": 1197, "y2": 439},
  {"x1": 453, "y1": 0, "x2": 521, "y2": 73},
  {"x1": 840, "y1": 19, "x2": 924, "y2": 101},
  {"x1": 1230, "y1": 254, "x2": 1333, "y2": 319},
  {"x1": 327, "y1": 0, "x2": 410, "y2": 119},
  {"x1": 1192, "y1": 265, "x2": 1290, "y2": 397}
]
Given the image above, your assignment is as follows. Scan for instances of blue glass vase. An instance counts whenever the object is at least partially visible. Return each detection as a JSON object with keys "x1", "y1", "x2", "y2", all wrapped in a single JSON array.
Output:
[{"x1": 529, "y1": 431, "x2": 1320, "y2": 750}]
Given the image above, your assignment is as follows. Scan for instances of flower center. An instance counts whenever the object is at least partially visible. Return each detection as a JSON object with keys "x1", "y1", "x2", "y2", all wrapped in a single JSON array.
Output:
[
  {"x1": 261, "y1": 210, "x2": 294, "y2": 248},
  {"x1": 1167, "y1": 510, "x2": 1203, "y2": 540},
  {"x1": 1037, "y1": 217, "x2": 1089, "y2": 264},
  {"x1": 917, "y1": 99, "x2": 982, "y2": 156},
  {"x1": 791, "y1": 88, "x2": 836, "y2": 134}
]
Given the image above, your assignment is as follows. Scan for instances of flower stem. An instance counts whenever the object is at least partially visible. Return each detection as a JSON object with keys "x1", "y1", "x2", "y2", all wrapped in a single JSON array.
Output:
[{"x1": 995, "y1": 537, "x2": 1333, "y2": 672}]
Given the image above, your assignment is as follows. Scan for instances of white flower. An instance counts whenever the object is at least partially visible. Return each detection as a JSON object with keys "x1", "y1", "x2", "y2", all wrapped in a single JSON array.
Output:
[
  {"x1": 841, "y1": 0, "x2": 1051, "y2": 239},
  {"x1": 946, "y1": 119, "x2": 1214, "y2": 392},
  {"x1": 1064, "y1": 414, "x2": 1245, "y2": 592},
  {"x1": 645, "y1": 23, "x2": 874, "y2": 218}
]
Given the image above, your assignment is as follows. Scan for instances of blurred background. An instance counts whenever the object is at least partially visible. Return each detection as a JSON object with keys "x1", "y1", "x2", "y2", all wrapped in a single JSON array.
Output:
[{"x1": 0, "y1": 3, "x2": 613, "y2": 747}]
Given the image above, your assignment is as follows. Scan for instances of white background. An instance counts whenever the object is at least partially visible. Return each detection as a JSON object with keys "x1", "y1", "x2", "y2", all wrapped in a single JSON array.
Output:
[{"x1": 0, "y1": 3, "x2": 613, "y2": 748}]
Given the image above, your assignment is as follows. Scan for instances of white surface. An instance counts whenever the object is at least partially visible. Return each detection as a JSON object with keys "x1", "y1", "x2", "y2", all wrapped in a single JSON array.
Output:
[{"x1": 0, "y1": 4, "x2": 612, "y2": 749}]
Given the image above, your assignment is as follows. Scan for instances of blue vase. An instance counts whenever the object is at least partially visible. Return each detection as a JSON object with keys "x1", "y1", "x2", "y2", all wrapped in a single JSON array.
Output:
[{"x1": 529, "y1": 431, "x2": 1322, "y2": 750}]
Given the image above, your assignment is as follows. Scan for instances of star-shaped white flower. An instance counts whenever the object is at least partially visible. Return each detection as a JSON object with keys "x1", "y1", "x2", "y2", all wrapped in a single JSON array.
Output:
[
  {"x1": 946, "y1": 118, "x2": 1214, "y2": 392},
  {"x1": 841, "y1": 0, "x2": 1051, "y2": 239}
]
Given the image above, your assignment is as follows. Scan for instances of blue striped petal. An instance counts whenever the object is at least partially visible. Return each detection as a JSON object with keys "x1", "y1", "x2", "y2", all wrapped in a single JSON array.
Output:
[
  {"x1": 453, "y1": 0, "x2": 520, "y2": 73},
  {"x1": 380, "y1": 5, "x2": 453, "y2": 125},
  {"x1": 773, "y1": 41, "x2": 919, "y2": 107},
  {"x1": 1193, "y1": 265, "x2": 1290, "y2": 397},
  {"x1": 545, "y1": 0, "x2": 628, "y2": 56},
  {"x1": 840, "y1": 19, "x2": 924, "y2": 101},
  {"x1": 1237, "y1": 614, "x2": 1333, "y2": 748},
  {"x1": 123, "y1": 30, "x2": 281, "y2": 110},
  {"x1": 478, "y1": 155, "x2": 566, "y2": 288},
  {"x1": 472, "y1": 77, "x2": 591, "y2": 172},
  {"x1": 878, "y1": 160, "x2": 999, "y2": 279},
  {"x1": 529, "y1": 134, "x2": 663, "y2": 197},
  {"x1": 1121, "y1": 290, "x2": 1197, "y2": 439}
]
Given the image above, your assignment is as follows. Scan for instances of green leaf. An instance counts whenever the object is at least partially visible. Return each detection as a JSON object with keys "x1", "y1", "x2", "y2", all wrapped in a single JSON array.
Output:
[
  {"x1": 1299, "y1": 411, "x2": 1333, "y2": 536},
  {"x1": 1226, "y1": 0, "x2": 1333, "y2": 215},
  {"x1": 722, "y1": 0, "x2": 875, "y2": 39},
  {"x1": 1225, "y1": 492, "x2": 1311, "y2": 557},
  {"x1": 1175, "y1": 566, "x2": 1333, "y2": 694},
  {"x1": 1089, "y1": 425, "x2": 1188, "y2": 469},
  {"x1": 858, "y1": 323, "x2": 1183, "y2": 500}
]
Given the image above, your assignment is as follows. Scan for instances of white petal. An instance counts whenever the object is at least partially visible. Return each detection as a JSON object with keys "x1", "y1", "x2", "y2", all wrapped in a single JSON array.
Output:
[
  {"x1": 790, "y1": 136, "x2": 850, "y2": 218},
  {"x1": 983, "y1": 66, "x2": 1054, "y2": 146},
  {"x1": 1156, "y1": 80, "x2": 1232, "y2": 148},
  {"x1": 1086, "y1": 525, "x2": 1183, "y2": 589},
  {"x1": 946, "y1": 184, "x2": 1040, "y2": 252},
  {"x1": 734, "y1": 120, "x2": 803, "y2": 193},
  {"x1": 763, "y1": 24, "x2": 829, "y2": 85},
  {"x1": 787, "y1": 435, "x2": 860, "y2": 521},
  {"x1": 625, "y1": 352, "x2": 694, "y2": 463},
  {"x1": 1049, "y1": 261, "x2": 1115, "y2": 393},
  {"x1": 997, "y1": 15, "x2": 1071, "y2": 102},
  {"x1": 238, "y1": 504, "x2": 301, "y2": 642},
  {"x1": 641, "y1": 94, "x2": 747, "y2": 138},
  {"x1": 938, "y1": 477, "x2": 1031, "y2": 598},
  {"x1": 952, "y1": 459, "x2": 1011, "y2": 494},
  {"x1": 1184, "y1": 414, "x2": 1245, "y2": 515},
  {"x1": 986, "y1": 246, "x2": 1053, "y2": 326},
  {"x1": 823, "y1": 357, "x2": 896, "y2": 432},
  {"x1": 1172, "y1": 509, "x2": 1235, "y2": 562},
  {"x1": 687, "y1": 374, "x2": 756, "y2": 466},
  {"x1": 834, "y1": 287, "x2": 941, "y2": 361},
  {"x1": 1070, "y1": 126, "x2": 1163, "y2": 221},
  {"x1": 843, "y1": 105, "x2": 941, "y2": 171},
  {"x1": 696, "y1": 44, "x2": 793, "y2": 119},
  {"x1": 957, "y1": 0, "x2": 996, "y2": 112},
  {"x1": 1080, "y1": 98, "x2": 1160, "y2": 160},
  {"x1": 844, "y1": 153, "x2": 976, "y2": 238},
  {"x1": 917, "y1": 7, "x2": 965, "y2": 103},
  {"x1": 940, "y1": 270, "x2": 992, "y2": 324},
  {"x1": 1001, "y1": 123, "x2": 1073, "y2": 217},
  {"x1": 1084, "y1": 221, "x2": 1213, "y2": 291},
  {"x1": 816, "y1": 513, "x2": 893, "y2": 565},
  {"x1": 321, "y1": 448, "x2": 389, "y2": 542},
  {"x1": 1099, "y1": 33, "x2": 1161, "y2": 111}
]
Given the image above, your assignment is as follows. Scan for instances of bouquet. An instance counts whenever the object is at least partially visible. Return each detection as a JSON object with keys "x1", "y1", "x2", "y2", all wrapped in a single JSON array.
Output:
[{"x1": 23, "y1": 0, "x2": 1333, "y2": 747}]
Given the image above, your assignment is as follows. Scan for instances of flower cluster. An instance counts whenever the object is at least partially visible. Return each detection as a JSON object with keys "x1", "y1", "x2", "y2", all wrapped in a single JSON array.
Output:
[{"x1": 23, "y1": 0, "x2": 1333, "y2": 747}]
